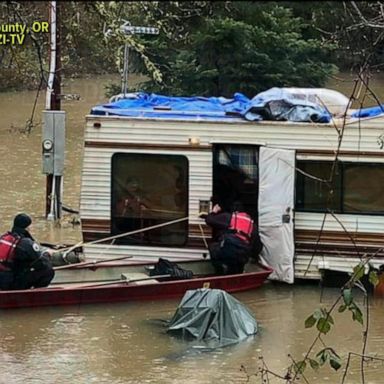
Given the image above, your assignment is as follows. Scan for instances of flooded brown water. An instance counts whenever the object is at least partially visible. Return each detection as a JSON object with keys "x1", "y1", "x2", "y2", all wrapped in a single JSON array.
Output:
[
  {"x1": 327, "y1": 71, "x2": 384, "y2": 108},
  {"x1": 0, "y1": 75, "x2": 121, "y2": 243},
  {"x1": 1, "y1": 285, "x2": 384, "y2": 383},
  {"x1": 1, "y1": 74, "x2": 384, "y2": 383}
]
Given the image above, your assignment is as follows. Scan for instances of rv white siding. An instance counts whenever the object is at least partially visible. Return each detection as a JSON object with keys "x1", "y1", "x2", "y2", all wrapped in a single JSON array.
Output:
[
  {"x1": 81, "y1": 114, "x2": 384, "y2": 279},
  {"x1": 84, "y1": 115, "x2": 384, "y2": 151},
  {"x1": 295, "y1": 212, "x2": 384, "y2": 233}
]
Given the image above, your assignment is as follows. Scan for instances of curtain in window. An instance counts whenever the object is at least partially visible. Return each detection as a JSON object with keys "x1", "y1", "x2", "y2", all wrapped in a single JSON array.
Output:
[{"x1": 218, "y1": 145, "x2": 258, "y2": 180}]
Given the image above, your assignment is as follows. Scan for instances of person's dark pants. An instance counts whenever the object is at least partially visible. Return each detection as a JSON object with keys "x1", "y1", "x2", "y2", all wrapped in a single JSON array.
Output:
[
  {"x1": 209, "y1": 235, "x2": 250, "y2": 275},
  {"x1": 12, "y1": 267, "x2": 55, "y2": 290}
]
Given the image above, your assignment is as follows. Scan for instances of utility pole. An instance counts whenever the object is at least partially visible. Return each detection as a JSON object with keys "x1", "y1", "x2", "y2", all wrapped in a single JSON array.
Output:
[
  {"x1": 51, "y1": 2, "x2": 61, "y2": 111},
  {"x1": 43, "y1": 0, "x2": 65, "y2": 221}
]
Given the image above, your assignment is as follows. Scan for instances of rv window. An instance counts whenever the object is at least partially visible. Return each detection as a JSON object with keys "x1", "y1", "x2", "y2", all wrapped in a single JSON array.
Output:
[
  {"x1": 296, "y1": 160, "x2": 384, "y2": 214},
  {"x1": 295, "y1": 161, "x2": 341, "y2": 212},
  {"x1": 343, "y1": 163, "x2": 384, "y2": 213},
  {"x1": 111, "y1": 153, "x2": 189, "y2": 246}
]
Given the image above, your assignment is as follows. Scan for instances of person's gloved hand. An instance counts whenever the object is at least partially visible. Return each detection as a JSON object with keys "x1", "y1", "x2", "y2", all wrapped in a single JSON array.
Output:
[{"x1": 42, "y1": 248, "x2": 55, "y2": 258}]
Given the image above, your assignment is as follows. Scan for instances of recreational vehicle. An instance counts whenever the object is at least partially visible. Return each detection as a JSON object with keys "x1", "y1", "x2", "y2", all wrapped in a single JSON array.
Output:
[{"x1": 79, "y1": 92, "x2": 384, "y2": 283}]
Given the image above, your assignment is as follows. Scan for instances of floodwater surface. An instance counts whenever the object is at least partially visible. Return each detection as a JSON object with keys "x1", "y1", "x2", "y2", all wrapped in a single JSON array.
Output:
[
  {"x1": 1, "y1": 73, "x2": 384, "y2": 383},
  {"x1": 0, "y1": 75, "x2": 121, "y2": 243},
  {"x1": 1, "y1": 284, "x2": 384, "y2": 383}
]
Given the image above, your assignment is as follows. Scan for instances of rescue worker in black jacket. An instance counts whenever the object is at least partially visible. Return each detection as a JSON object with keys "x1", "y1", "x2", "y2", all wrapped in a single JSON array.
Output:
[
  {"x1": 0, "y1": 213, "x2": 55, "y2": 290},
  {"x1": 201, "y1": 202, "x2": 263, "y2": 275}
]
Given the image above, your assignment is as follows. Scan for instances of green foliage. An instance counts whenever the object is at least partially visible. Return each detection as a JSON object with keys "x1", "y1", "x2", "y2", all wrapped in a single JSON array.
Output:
[
  {"x1": 60, "y1": 1, "x2": 117, "y2": 76},
  {"x1": 316, "y1": 348, "x2": 342, "y2": 371},
  {"x1": 304, "y1": 307, "x2": 334, "y2": 335},
  {"x1": 350, "y1": 302, "x2": 364, "y2": 325},
  {"x1": 343, "y1": 288, "x2": 353, "y2": 306},
  {"x1": 352, "y1": 263, "x2": 365, "y2": 282},
  {"x1": 308, "y1": 358, "x2": 319, "y2": 370},
  {"x1": 292, "y1": 348, "x2": 341, "y2": 376},
  {"x1": 4, "y1": 1, "x2": 384, "y2": 95},
  {"x1": 338, "y1": 287, "x2": 364, "y2": 325},
  {"x1": 314, "y1": 2, "x2": 384, "y2": 69},
  {"x1": 335, "y1": 263, "x2": 375, "y2": 326},
  {"x1": 140, "y1": 4, "x2": 337, "y2": 97},
  {"x1": 0, "y1": 2, "x2": 49, "y2": 91},
  {"x1": 369, "y1": 270, "x2": 379, "y2": 287},
  {"x1": 316, "y1": 317, "x2": 331, "y2": 334},
  {"x1": 338, "y1": 304, "x2": 347, "y2": 313},
  {"x1": 304, "y1": 313, "x2": 317, "y2": 328},
  {"x1": 302, "y1": 262, "x2": 372, "y2": 378},
  {"x1": 293, "y1": 360, "x2": 306, "y2": 374}
]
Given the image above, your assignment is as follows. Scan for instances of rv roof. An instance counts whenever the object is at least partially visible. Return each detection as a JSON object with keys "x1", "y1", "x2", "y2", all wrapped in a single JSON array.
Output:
[
  {"x1": 90, "y1": 90, "x2": 332, "y2": 124},
  {"x1": 89, "y1": 90, "x2": 384, "y2": 124}
]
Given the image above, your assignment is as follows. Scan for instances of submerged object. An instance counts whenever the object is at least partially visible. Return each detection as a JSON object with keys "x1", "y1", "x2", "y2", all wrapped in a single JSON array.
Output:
[{"x1": 167, "y1": 288, "x2": 258, "y2": 348}]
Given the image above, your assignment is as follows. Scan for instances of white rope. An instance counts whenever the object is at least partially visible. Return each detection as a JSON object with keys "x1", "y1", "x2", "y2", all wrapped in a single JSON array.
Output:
[
  {"x1": 198, "y1": 223, "x2": 209, "y2": 249},
  {"x1": 58, "y1": 216, "x2": 189, "y2": 252}
]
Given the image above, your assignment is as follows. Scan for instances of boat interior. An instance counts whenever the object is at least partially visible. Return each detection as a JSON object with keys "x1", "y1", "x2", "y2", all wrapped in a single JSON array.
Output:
[{"x1": 50, "y1": 259, "x2": 266, "y2": 288}]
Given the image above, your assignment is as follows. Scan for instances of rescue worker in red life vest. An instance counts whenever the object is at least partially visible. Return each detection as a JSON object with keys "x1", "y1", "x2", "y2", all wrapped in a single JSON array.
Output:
[
  {"x1": 0, "y1": 213, "x2": 55, "y2": 290},
  {"x1": 0, "y1": 233, "x2": 16, "y2": 290},
  {"x1": 201, "y1": 202, "x2": 263, "y2": 275}
]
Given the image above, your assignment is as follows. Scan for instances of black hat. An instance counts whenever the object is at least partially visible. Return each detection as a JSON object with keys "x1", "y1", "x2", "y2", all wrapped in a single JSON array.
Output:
[{"x1": 13, "y1": 213, "x2": 32, "y2": 229}]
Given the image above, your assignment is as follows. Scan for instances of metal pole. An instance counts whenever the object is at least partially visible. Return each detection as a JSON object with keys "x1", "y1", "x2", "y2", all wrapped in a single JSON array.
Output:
[
  {"x1": 45, "y1": 174, "x2": 53, "y2": 218},
  {"x1": 45, "y1": 1, "x2": 56, "y2": 111},
  {"x1": 122, "y1": 43, "x2": 129, "y2": 96},
  {"x1": 45, "y1": 1, "x2": 56, "y2": 218},
  {"x1": 118, "y1": 22, "x2": 159, "y2": 98},
  {"x1": 53, "y1": 2, "x2": 61, "y2": 111},
  {"x1": 54, "y1": 2, "x2": 62, "y2": 220}
]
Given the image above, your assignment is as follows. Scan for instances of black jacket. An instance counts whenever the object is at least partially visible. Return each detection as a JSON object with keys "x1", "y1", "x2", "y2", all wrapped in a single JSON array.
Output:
[
  {"x1": 11, "y1": 227, "x2": 51, "y2": 274},
  {"x1": 205, "y1": 212, "x2": 263, "y2": 257}
]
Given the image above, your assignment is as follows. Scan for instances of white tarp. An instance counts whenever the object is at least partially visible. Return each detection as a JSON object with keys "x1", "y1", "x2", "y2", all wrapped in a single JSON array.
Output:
[{"x1": 258, "y1": 147, "x2": 295, "y2": 283}]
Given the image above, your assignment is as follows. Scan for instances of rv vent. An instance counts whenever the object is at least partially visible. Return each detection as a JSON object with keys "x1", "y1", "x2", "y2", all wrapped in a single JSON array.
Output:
[
  {"x1": 93, "y1": 122, "x2": 101, "y2": 128},
  {"x1": 153, "y1": 106, "x2": 172, "y2": 111}
]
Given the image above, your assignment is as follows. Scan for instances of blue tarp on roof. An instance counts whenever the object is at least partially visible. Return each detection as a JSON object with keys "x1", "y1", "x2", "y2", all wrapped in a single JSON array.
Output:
[
  {"x1": 90, "y1": 89, "x2": 332, "y2": 123},
  {"x1": 351, "y1": 104, "x2": 384, "y2": 119},
  {"x1": 91, "y1": 92, "x2": 249, "y2": 120}
]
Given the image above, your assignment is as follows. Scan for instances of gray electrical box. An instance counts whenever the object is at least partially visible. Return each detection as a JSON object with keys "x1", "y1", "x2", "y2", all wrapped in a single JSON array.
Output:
[{"x1": 42, "y1": 110, "x2": 66, "y2": 175}]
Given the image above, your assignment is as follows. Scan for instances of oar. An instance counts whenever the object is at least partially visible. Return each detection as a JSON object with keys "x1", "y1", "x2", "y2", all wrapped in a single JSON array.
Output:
[
  {"x1": 54, "y1": 255, "x2": 133, "y2": 270},
  {"x1": 78, "y1": 274, "x2": 172, "y2": 288}
]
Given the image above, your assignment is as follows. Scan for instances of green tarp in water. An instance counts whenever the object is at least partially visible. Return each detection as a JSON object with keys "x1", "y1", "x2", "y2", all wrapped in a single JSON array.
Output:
[{"x1": 167, "y1": 288, "x2": 258, "y2": 349}]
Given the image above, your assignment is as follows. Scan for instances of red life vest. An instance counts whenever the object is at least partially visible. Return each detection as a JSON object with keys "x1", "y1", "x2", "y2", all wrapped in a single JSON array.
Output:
[
  {"x1": 0, "y1": 232, "x2": 20, "y2": 271},
  {"x1": 228, "y1": 212, "x2": 254, "y2": 243}
]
